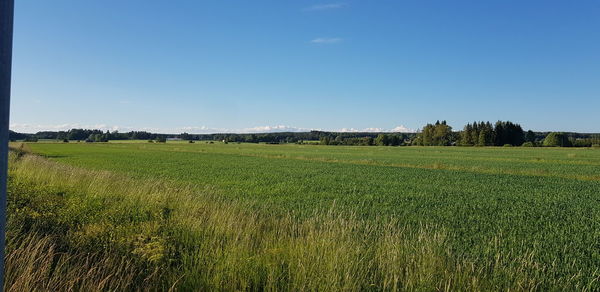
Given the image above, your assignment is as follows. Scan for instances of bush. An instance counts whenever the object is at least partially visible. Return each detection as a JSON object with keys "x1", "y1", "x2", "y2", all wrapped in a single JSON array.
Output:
[
  {"x1": 543, "y1": 132, "x2": 571, "y2": 147},
  {"x1": 571, "y1": 139, "x2": 592, "y2": 147},
  {"x1": 62, "y1": 139, "x2": 69, "y2": 143},
  {"x1": 503, "y1": 144, "x2": 512, "y2": 147},
  {"x1": 521, "y1": 142, "x2": 535, "y2": 147},
  {"x1": 24, "y1": 137, "x2": 38, "y2": 142},
  {"x1": 188, "y1": 140, "x2": 195, "y2": 144}
]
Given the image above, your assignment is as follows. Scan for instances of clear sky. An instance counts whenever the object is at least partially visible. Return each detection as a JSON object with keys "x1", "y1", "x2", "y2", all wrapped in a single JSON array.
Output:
[{"x1": 10, "y1": 0, "x2": 600, "y2": 133}]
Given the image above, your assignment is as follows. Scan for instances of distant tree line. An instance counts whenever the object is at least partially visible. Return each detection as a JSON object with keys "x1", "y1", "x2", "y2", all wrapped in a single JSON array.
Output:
[
  {"x1": 10, "y1": 129, "x2": 170, "y2": 143},
  {"x1": 8, "y1": 130, "x2": 28, "y2": 140},
  {"x1": 9, "y1": 123, "x2": 600, "y2": 147},
  {"x1": 540, "y1": 132, "x2": 600, "y2": 147},
  {"x1": 186, "y1": 131, "x2": 416, "y2": 146},
  {"x1": 9, "y1": 129, "x2": 412, "y2": 145},
  {"x1": 319, "y1": 133, "x2": 408, "y2": 146}
]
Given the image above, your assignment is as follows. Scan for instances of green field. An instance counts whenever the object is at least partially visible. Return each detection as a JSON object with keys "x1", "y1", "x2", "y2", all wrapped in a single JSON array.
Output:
[{"x1": 7, "y1": 142, "x2": 600, "y2": 290}]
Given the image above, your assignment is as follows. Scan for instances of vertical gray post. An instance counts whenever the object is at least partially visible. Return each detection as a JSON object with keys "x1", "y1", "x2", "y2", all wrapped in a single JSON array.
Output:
[{"x1": 0, "y1": 0, "x2": 14, "y2": 289}]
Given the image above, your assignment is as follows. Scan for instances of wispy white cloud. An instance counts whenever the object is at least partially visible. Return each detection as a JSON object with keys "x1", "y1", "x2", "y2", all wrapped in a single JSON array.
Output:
[
  {"x1": 9, "y1": 123, "x2": 194, "y2": 134},
  {"x1": 304, "y1": 3, "x2": 345, "y2": 11},
  {"x1": 179, "y1": 126, "x2": 218, "y2": 133},
  {"x1": 10, "y1": 123, "x2": 415, "y2": 134},
  {"x1": 181, "y1": 125, "x2": 315, "y2": 134},
  {"x1": 336, "y1": 125, "x2": 416, "y2": 133},
  {"x1": 310, "y1": 37, "x2": 343, "y2": 44},
  {"x1": 10, "y1": 123, "x2": 128, "y2": 133},
  {"x1": 239, "y1": 125, "x2": 310, "y2": 133},
  {"x1": 390, "y1": 125, "x2": 415, "y2": 133},
  {"x1": 338, "y1": 127, "x2": 382, "y2": 133},
  {"x1": 11, "y1": 124, "x2": 317, "y2": 134}
]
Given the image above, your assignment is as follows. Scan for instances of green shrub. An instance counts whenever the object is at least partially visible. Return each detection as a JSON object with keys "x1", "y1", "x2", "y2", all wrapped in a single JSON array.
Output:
[
  {"x1": 503, "y1": 144, "x2": 512, "y2": 147},
  {"x1": 543, "y1": 132, "x2": 571, "y2": 147},
  {"x1": 571, "y1": 139, "x2": 592, "y2": 147},
  {"x1": 521, "y1": 142, "x2": 534, "y2": 147}
]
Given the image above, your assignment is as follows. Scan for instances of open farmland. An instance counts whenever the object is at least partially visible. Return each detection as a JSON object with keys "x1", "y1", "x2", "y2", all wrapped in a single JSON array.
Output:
[{"x1": 7, "y1": 142, "x2": 600, "y2": 290}]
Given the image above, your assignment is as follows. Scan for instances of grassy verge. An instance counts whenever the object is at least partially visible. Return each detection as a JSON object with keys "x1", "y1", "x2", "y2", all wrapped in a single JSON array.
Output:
[{"x1": 5, "y1": 148, "x2": 597, "y2": 291}]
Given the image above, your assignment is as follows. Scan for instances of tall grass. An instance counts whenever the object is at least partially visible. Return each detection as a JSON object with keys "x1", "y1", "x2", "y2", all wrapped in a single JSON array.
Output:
[
  {"x1": 5, "y1": 233, "x2": 153, "y2": 291},
  {"x1": 5, "y1": 150, "x2": 597, "y2": 291}
]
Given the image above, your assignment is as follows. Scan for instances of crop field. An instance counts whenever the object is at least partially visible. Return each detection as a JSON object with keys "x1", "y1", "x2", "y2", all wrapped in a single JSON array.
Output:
[{"x1": 6, "y1": 141, "x2": 600, "y2": 290}]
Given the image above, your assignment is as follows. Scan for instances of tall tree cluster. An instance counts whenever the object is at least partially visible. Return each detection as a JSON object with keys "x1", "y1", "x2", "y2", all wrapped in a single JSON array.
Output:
[
  {"x1": 493, "y1": 121, "x2": 525, "y2": 146},
  {"x1": 415, "y1": 121, "x2": 453, "y2": 146},
  {"x1": 460, "y1": 121, "x2": 494, "y2": 146},
  {"x1": 460, "y1": 121, "x2": 524, "y2": 146}
]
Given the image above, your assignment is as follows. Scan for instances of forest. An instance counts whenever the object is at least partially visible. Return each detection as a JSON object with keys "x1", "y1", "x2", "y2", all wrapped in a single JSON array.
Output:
[{"x1": 9, "y1": 120, "x2": 600, "y2": 147}]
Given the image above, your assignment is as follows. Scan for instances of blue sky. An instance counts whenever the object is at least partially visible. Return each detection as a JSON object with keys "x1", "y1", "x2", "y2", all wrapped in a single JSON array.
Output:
[{"x1": 10, "y1": 0, "x2": 600, "y2": 133}]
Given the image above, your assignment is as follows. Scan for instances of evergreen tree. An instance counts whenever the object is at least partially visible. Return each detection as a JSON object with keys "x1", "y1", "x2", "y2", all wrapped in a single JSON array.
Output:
[
  {"x1": 461, "y1": 123, "x2": 473, "y2": 145},
  {"x1": 494, "y1": 122, "x2": 505, "y2": 146},
  {"x1": 478, "y1": 128, "x2": 492, "y2": 146},
  {"x1": 493, "y1": 121, "x2": 524, "y2": 146},
  {"x1": 471, "y1": 122, "x2": 480, "y2": 145}
]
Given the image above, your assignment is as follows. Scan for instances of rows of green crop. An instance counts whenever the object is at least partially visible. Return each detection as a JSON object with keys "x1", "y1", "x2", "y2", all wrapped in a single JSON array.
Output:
[
  {"x1": 24, "y1": 142, "x2": 600, "y2": 287},
  {"x1": 17, "y1": 151, "x2": 597, "y2": 290},
  {"x1": 31, "y1": 142, "x2": 600, "y2": 180}
]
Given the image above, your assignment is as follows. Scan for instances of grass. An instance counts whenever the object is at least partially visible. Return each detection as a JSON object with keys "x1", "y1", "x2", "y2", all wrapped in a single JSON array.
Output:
[{"x1": 6, "y1": 142, "x2": 600, "y2": 290}]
